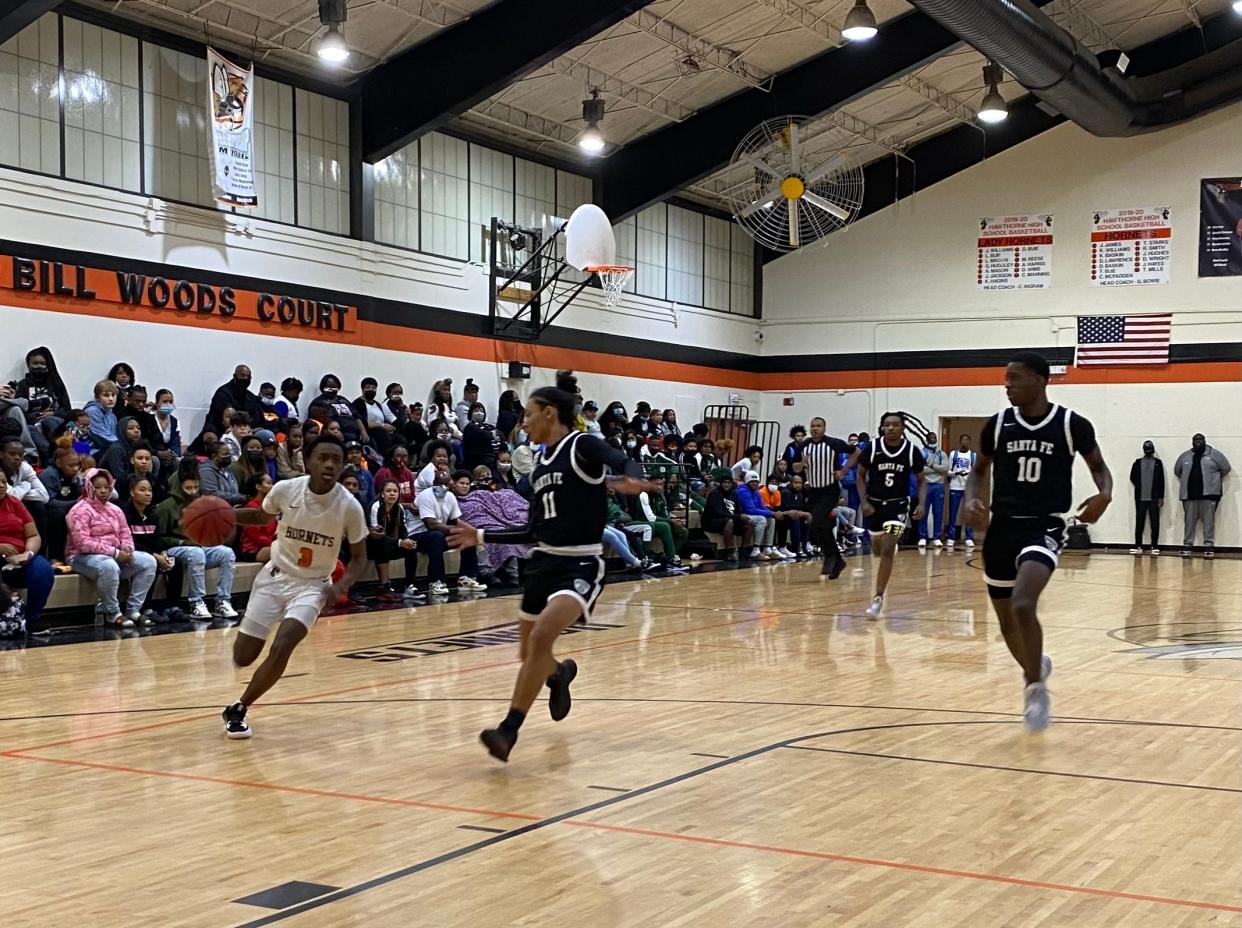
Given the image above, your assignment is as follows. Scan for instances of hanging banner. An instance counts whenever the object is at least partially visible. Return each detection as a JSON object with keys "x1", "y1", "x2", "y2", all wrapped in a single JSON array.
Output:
[
  {"x1": 1090, "y1": 207, "x2": 1171, "y2": 287},
  {"x1": 977, "y1": 213, "x2": 1053, "y2": 290},
  {"x1": 207, "y1": 47, "x2": 257, "y2": 208},
  {"x1": 1199, "y1": 178, "x2": 1242, "y2": 277}
]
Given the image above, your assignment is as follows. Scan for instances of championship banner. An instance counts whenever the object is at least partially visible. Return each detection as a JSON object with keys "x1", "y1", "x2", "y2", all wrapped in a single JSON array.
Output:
[
  {"x1": 207, "y1": 48, "x2": 257, "y2": 208},
  {"x1": 1199, "y1": 178, "x2": 1242, "y2": 277},
  {"x1": 977, "y1": 213, "x2": 1053, "y2": 290}
]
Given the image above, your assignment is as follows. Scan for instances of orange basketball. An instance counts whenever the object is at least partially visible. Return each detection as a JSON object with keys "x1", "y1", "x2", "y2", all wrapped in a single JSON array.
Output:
[{"x1": 182, "y1": 495, "x2": 237, "y2": 546}]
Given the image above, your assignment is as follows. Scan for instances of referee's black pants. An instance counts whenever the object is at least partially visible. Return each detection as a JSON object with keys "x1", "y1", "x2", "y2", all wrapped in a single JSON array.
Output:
[{"x1": 806, "y1": 487, "x2": 845, "y2": 570}]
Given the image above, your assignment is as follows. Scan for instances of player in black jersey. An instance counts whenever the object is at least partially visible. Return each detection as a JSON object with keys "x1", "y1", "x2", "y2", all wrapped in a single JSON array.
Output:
[
  {"x1": 854, "y1": 412, "x2": 927, "y2": 618},
  {"x1": 449, "y1": 372, "x2": 653, "y2": 763},
  {"x1": 964, "y1": 353, "x2": 1112, "y2": 732}
]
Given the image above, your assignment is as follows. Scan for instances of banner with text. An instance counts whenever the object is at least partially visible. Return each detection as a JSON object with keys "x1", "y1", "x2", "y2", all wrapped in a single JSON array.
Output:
[
  {"x1": 977, "y1": 214, "x2": 1053, "y2": 290},
  {"x1": 1090, "y1": 207, "x2": 1171, "y2": 287},
  {"x1": 207, "y1": 47, "x2": 257, "y2": 208},
  {"x1": 1199, "y1": 178, "x2": 1242, "y2": 277}
]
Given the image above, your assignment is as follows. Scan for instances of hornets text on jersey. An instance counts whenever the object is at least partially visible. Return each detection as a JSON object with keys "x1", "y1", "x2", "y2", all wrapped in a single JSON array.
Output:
[{"x1": 980, "y1": 404, "x2": 1097, "y2": 517}]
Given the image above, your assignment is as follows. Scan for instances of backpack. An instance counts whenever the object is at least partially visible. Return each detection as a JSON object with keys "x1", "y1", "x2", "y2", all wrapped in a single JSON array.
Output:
[{"x1": 0, "y1": 588, "x2": 26, "y2": 638}]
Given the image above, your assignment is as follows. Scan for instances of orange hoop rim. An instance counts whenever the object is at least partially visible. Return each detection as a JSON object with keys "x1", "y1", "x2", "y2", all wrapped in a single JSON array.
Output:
[{"x1": 585, "y1": 264, "x2": 635, "y2": 274}]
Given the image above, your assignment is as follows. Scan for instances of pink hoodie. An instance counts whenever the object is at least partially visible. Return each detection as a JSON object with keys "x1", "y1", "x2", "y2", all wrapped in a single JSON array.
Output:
[{"x1": 66, "y1": 468, "x2": 135, "y2": 560}]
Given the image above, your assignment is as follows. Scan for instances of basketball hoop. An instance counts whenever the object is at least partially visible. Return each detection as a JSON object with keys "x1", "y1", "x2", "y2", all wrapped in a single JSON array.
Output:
[{"x1": 587, "y1": 265, "x2": 634, "y2": 307}]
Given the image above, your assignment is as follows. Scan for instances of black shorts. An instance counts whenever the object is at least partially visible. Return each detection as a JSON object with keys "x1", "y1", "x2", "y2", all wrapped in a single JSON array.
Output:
[
  {"x1": 982, "y1": 514, "x2": 1066, "y2": 599},
  {"x1": 520, "y1": 551, "x2": 606, "y2": 621},
  {"x1": 865, "y1": 497, "x2": 910, "y2": 534}
]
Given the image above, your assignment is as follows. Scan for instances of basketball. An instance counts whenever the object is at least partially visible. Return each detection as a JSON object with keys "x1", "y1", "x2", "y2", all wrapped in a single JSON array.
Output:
[{"x1": 181, "y1": 495, "x2": 237, "y2": 546}]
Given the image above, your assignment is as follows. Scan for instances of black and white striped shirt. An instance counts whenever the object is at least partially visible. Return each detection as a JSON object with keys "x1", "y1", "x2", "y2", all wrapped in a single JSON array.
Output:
[{"x1": 801, "y1": 434, "x2": 853, "y2": 490}]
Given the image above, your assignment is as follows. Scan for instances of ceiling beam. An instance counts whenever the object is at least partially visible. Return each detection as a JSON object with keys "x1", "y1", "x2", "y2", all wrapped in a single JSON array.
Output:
[
  {"x1": 0, "y1": 0, "x2": 60, "y2": 44},
  {"x1": 628, "y1": 8, "x2": 771, "y2": 89},
  {"x1": 547, "y1": 55, "x2": 694, "y2": 123},
  {"x1": 361, "y1": 0, "x2": 656, "y2": 163},
  {"x1": 752, "y1": 0, "x2": 841, "y2": 46}
]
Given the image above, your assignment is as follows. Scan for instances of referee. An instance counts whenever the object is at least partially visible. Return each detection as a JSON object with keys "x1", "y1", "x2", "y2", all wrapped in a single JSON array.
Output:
[{"x1": 801, "y1": 416, "x2": 855, "y2": 578}]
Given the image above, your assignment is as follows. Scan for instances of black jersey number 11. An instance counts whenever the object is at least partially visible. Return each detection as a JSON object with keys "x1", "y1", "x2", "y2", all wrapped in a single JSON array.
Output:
[{"x1": 542, "y1": 493, "x2": 558, "y2": 519}]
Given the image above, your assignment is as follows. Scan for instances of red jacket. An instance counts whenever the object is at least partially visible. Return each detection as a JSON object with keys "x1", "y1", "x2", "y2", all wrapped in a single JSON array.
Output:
[{"x1": 239, "y1": 497, "x2": 277, "y2": 556}]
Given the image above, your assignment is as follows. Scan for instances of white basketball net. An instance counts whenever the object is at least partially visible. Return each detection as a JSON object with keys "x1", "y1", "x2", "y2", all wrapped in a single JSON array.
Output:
[{"x1": 588, "y1": 265, "x2": 634, "y2": 308}]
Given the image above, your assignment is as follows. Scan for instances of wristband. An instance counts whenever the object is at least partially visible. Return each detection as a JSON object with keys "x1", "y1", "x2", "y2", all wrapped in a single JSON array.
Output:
[{"x1": 476, "y1": 528, "x2": 485, "y2": 545}]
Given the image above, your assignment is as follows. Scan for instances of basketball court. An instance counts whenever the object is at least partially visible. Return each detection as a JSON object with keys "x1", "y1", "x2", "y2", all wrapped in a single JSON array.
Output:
[{"x1": 1, "y1": 553, "x2": 1238, "y2": 926}]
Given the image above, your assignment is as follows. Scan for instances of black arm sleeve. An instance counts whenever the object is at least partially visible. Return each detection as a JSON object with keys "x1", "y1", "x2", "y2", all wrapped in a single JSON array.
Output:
[
  {"x1": 1070, "y1": 412, "x2": 1098, "y2": 457},
  {"x1": 978, "y1": 414, "x2": 1000, "y2": 457}
]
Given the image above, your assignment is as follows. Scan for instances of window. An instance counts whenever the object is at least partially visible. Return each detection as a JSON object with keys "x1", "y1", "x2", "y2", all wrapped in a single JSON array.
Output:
[
  {"x1": 62, "y1": 19, "x2": 140, "y2": 192},
  {"x1": 731, "y1": 224, "x2": 755, "y2": 317},
  {"x1": 142, "y1": 42, "x2": 211, "y2": 206},
  {"x1": 420, "y1": 131, "x2": 469, "y2": 259},
  {"x1": 667, "y1": 205, "x2": 703, "y2": 306},
  {"x1": 704, "y1": 216, "x2": 731, "y2": 312},
  {"x1": 0, "y1": 15, "x2": 61, "y2": 175},
  {"x1": 514, "y1": 157, "x2": 554, "y2": 231},
  {"x1": 252, "y1": 77, "x2": 294, "y2": 225},
  {"x1": 469, "y1": 143, "x2": 513, "y2": 262},
  {"x1": 612, "y1": 217, "x2": 637, "y2": 294},
  {"x1": 295, "y1": 88, "x2": 349, "y2": 235},
  {"x1": 635, "y1": 204, "x2": 667, "y2": 300},
  {"x1": 374, "y1": 139, "x2": 419, "y2": 250}
]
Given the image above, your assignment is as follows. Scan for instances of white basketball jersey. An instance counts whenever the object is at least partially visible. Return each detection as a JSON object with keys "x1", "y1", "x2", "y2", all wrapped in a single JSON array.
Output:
[{"x1": 262, "y1": 476, "x2": 368, "y2": 579}]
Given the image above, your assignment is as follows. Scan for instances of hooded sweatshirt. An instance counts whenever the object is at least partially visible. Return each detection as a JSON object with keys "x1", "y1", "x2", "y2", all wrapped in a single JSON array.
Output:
[
  {"x1": 99, "y1": 415, "x2": 161, "y2": 499},
  {"x1": 65, "y1": 469, "x2": 134, "y2": 559},
  {"x1": 154, "y1": 475, "x2": 198, "y2": 549},
  {"x1": 84, "y1": 398, "x2": 119, "y2": 454}
]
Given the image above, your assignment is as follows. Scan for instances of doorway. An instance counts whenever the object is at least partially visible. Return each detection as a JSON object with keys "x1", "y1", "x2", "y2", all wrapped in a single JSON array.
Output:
[{"x1": 932, "y1": 416, "x2": 992, "y2": 541}]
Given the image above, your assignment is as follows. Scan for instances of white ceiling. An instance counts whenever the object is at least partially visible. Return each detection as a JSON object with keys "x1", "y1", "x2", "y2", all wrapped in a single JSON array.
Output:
[{"x1": 81, "y1": 0, "x2": 1237, "y2": 210}]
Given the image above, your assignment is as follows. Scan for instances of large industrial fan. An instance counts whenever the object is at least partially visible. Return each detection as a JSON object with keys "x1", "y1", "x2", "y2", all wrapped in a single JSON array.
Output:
[{"x1": 727, "y1": 116, "x2": 865, "y2": 252}]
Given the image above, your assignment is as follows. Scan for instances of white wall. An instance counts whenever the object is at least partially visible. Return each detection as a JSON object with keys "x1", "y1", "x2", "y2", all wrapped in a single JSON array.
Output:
[{"x1": 760, "y1": 104, "x2": 1242, "y2": 547}]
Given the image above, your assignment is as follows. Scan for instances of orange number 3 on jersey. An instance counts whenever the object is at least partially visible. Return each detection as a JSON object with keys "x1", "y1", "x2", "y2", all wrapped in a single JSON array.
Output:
[{"x1": 297, "y1": 546, "x2": 314, "y2": 568}]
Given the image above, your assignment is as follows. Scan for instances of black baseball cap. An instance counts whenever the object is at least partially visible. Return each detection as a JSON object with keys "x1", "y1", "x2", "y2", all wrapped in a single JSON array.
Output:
[
  {"x1": 345, "y1": 440, "x2": 363, "y2": 450},
  {"x1": 583, "y1": 400, "x2": 598, "y2": 410}
]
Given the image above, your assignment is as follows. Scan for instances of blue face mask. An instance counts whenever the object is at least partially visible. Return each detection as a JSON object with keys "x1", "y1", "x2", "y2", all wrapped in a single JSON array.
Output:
[
  {"x1": 159, "y1": 404, "x2": 175, "y2": 415},
  {"x1": 432, "y1": 485, "x2": 448, "y2": 498}
]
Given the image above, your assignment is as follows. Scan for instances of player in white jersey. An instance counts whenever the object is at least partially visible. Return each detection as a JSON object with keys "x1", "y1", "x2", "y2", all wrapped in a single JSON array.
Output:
[{"x1": 221, "y1": 435, "x2": 369, "y2": 738}]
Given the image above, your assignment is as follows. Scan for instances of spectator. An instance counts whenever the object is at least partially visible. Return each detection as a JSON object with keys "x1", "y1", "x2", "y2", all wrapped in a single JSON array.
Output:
[
  {"x1": 783, "y1": 425, "x2": 807, "y2": 476},
  {"x1": 153, "y1": 461, "x2": 238, "y2": 619},
  {"x1": 680, "y1": 436, "x2": 705, "y2": 488},
  {"x1": 84, "y1": 379, "x2": 120, "y2": 454},
  {"x1": 417, "y1": 439, "x2": 454, "y2": 492},
  {"x1": 324, "y1": 419, "x2": 345, "y2": 441},
  {"x1": 630, "y1": 476, "x2": 688, "y2": 570},
  {"x1": 700, "y1": 438, "x2": 721, "y2": 476},
  {"x1": 274, "y1": 377, "x2": 303, "y2": 424},
  {"x1": 99, "y1": 417, "x2": 159, "y2": 493},
  {"x1": 3, "y1": 436, "x2": 50, "y2": 507},
  {"x1": 374, "y1": 444, "x2": 418, "y2": 527},
  {"x1": 648, "y1": 409, "x2": 670, "y2": 437},
  {"x1": 771, "y1": 458, "x2": 791, "y2": 486},
  {"x1": 106, "y1": 362, "x2": 136, "y2": 401},
  {"x1": 703, "y1": 469, "x2": 753, "y2": 562},
  {"x1": 461, "y1": 402, "x2": 497, "y2": 470},
  {"x1": 151, "y1": 389, "x2": 182, "y2": 469},
  {"x1": 302, "y1": 419, "x2": 321, "y2": 441},
  {"x1": 919, "y1": 432, "x2": 950, "y2": 549},
  {"x1": 471, "y1": 465, "x2": 495, "y2": 490},
  {"x1": 230, "y1": 435, "x2": 267, "y2": 487},
  {"x1": 621, "y1": 430, "x2": 642, "y2": 461},
  {"x1": 366, "y1": 479, "x2": 428, "y2": 601},
  {"x1": 455, "y1": 472, "x2": 530, "y2": 586},
  {"x1": 0, "y1": 386, "x2": 36, "y2": 461},
  {"x1": 122, "y1": 384, "x2": 157, "y2": 444},
  {"x1": 598, "y1": 400, "x2": 628, "y2": 439},
  {"x1": 496, "y1": 390, "x2": 523, "y2": 440},
  {"x1": 255, "y1": 382, "x2": 283, "y2": 434},
  {"x1": 58, "y1": 409, "x2": 92, "y2": 457},
  {"x1": 39, "y1": 444, "x2": 83, "y2": 562},
  {"x1": 401, "y1": 401, "x2": 429, "y2": 450},
  {"x1": 0, "y1": 467, "x2": 54, "y2": 633},
  {"x1": 199, "y1": 440, "x2": 245, "y2": 505},
  {"x1": 66, "y1": 468, "x2": 157, "y2": 627},
  {"x1": 344, "y1": 441, "x2": 376, "y2": 509},
  {"x1": 13, "y1": 346, "x2": 71, "y2": 459},
  {"x1": 276, "y1": 424, "x2": 306, "y2": 480},
  {"x1": 760, "y1": 474, "x2": 800, "y2": 559},
  {"x1": 630, "y1": 402, "x2": 654, "y2": 437},
  {"x1": 946, "y1": 434, "x2": 975, "y2": 550},
  {"x1": 839, "y1": 433, "x2": 861, "y2": 523},
  {"x1": 737, "y1": 470, "x2": 778, "y2": 560},
  {"x1": 381, "y1": 382, "x2": 409, "y2": 434},
  {"x1": 426, "y1": 379, "x2": 461, "y2": 439},
  {"x1": 731, "y1": 444, "x2": 765, "y2": 483},
  {"x1": 339, "y1": 466, "x2": 366, "y2": 509},
  {"x1": 494, "y1": 449, "x2": 518, "y2": 490},
  {"x1": 1175, "y1": 433, "x2": 1231, "y2": 559},
  {"x1": 354, "y1": 377, "x2": 396, "y2": 452},
  {"x1": 455, "y1": 379, "x2": 480, "y2": 425},
  {"x1": 1129, "y1": 440, "x2": 1165, "y2": 556},
  {"x1": 663, "y1": 408, "x2": 681, "y2": 438},
  {"x1": 115, "y1": 438, "x2": 160, "y2": 507},
  {"x1": 581, "y1": 400, "x2": 602, "y2": 435},
  {"x1": 121, "y1": 474, "x2": 178, "y2": 620},
  {"x1": 410, "y1": 469, "x2": 482, "y2": 595},
  {"x1": 604, "y1": 485, "x2": 650, "y2": 571},
  {"x1": 186, "y1": 422, "x2": 220, "y2": 460},
  {"x1": 260, "y1": 435, "x2": 279, "y2": 482},
  {"x1": 220, "y1": 411, "x2": 253, "y2": 460},
  {"x1": 206, "y1": 365, "x2": 262, "y2": 436},
  {"x1": 239, "y1": 472, "x2": 277, "y2": 563},
  {"x1": 780, "y1": 473, "x2": 815, "y2": 556}
]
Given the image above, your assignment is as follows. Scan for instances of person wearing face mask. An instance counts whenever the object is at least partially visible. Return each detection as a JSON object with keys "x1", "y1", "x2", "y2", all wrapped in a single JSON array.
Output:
[
  {"x1": 206, "y1": 365, "x2": 263, "y2": 438},
  {"x1": 918, "y1": 432, "x2": 950, "y2": 549},
  {"x1": 151, "y1": 388, "x2": 181, "y2": 466},
  {"x1": 413, "y1": 469, "x2": 487, "y2": 596},
  {"x1": 581, "y1": 400, "x2": 601, "y2": 435},
  {"x1": 598, "y1": 400, "x2": 628, "y2": 439},
  {"x1": 629, "y1": 402, "x2": 653, "y2": 438},
  {"x1": 199, "y1": 440, "x2": 245, "y2": 506},
  {"x1": 494, "y1": 449, "x2": 518, "y2": 489},
  {"x1": 12, "y1": 347, "x2": 72, "y2": 460},
  {"x1": 382, "y1": 383, "x2": 410, "y2": 432},
  {"x1": 462, "y1": 401, "x2": 497, "y2": 470},
  {"x1": 255, "y1": 382, "x2": 283, "y2": 433},
  {"x1": 426, "y1": 379, "x2": 463, "y2": 439},
  {"x1": 230, "y1": 435, "x2": 268, "y2": 486},
  {"x1": 314, "y1": 374, "x2": 368, "y2": 445},
  {"x1": 622, "y1": 430, "x2": 643, "y2": 462},
  {"x1": 1128, "y1": 441, "x2": 1165, "y2": 556},
  {"x1": 1174, "y1": 433, "x2": 1231, "y2": 558},
  {"x1": 353, "y1": 377, "x2": 397, "y2": 453}
]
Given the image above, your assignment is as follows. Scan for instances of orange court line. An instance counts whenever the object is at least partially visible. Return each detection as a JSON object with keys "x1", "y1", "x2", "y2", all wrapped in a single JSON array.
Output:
[{"x1": 6, "y1": 749, "x2": 1236, "y2": 915}]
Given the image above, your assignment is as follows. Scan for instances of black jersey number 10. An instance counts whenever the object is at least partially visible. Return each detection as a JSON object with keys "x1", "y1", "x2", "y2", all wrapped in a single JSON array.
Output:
[{"x1": 1016, "y1": 456, "x2": 1042, "y2": 483}]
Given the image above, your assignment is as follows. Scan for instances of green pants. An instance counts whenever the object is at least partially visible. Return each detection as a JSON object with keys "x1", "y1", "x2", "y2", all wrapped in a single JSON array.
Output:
[{"x1": 635, "y1": 518, "x2": 687, "y2": 560}]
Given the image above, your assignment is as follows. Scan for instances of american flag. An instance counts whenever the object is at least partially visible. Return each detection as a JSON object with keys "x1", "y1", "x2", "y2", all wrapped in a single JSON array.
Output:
[{"x1": 1076, "y1": 314, "x2": 1172, "y2": 366}]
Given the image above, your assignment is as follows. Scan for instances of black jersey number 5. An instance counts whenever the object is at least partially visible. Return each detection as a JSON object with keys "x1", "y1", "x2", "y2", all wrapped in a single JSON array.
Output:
[
  {"x1": 1016, "y1": 456, "x2": 1042, "y2": 483},
  {"x1": 884, "y1": 472, "x2": 895, "y2": 487}
]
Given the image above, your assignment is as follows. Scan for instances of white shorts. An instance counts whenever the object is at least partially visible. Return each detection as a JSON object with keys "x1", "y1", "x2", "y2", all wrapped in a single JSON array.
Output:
[{"x1": 238, "y1": 564, "x2": 332, "y2": 639}]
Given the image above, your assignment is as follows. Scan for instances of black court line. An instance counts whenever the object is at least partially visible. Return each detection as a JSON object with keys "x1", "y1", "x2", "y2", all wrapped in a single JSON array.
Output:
[
  {"x1": 242, "y1": 673, "x2": 308, "y2": 684},
  {"x1": 784, "y1": 744, "x2": 1241, "y2": 794},
  {"x1": 690, "y1": 752, "x2": 730, "y2": 759},
  {"x1": 228, "y1": 717, "x2": 1229, "y2": 928},
  {"x1": 586, "y1": 785, "x2": 630, "y2": 793},
  {"x1": 457, "y1": 825, "x2": 506, "y2": 834}
]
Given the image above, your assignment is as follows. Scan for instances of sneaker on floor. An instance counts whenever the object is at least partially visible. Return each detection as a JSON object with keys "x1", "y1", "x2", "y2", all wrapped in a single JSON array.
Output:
[
  {"x1": 947, "y1": 539, "x2": 956, "y2": 550},
  {"x1": 214, "y1": 601, "x2": 239, "y2": 619},
  {"x1": 865, "y1": 594, "x2": 884, "y2": 618},
  {"x1": 664, "y1": 563, "x2": 690, "y2": 574},
  {"x1": 965, "y1": 539, "x2": 975, "y2": 548},
  {"x1": 189, "y1": 600, "x2": 212, "y2": 621},
  {"x1": 1205, "y1": 549, "x2": 1215, "y2": 560},
  {"x1": 1040, "y1": 654, "x2": 1052, "y2": 682},
  {"x1": 480, "y1": 727, "x2": 516, "y2": 763},
  {"x1": 1129, "y1": 547, "x2": 1142, "y2": 555},
  {"x1": 1151, "y1": 548, "x2": 1160, "y2": 556},
  {"x1": 125, "y1": 612, "x2": 143, "y2": 627},
  {"x1": 547, "y1": 658, "x2": 578, "y2": 722},
  {"x1": 428, "y1": 580, "x2": 450, "y2": 596},
  {"x1": 403, "y1": 584, "x2": 427, "y2": 601},
  {"x1": 458, "y1": 576, "x2": 488, "y2": 592},
  {"x1": 917, "y1": 538, "x2": 927, "y2": 549},
  {"x1": 748, "y1": 547, "x2": 760, "y2": 560},
  {"x1": 222, "y1": 701, "x2": 252, "y2": 740},
  {"x1": 136, "y1": 610, "x2": 156, "y2": 626},
  {"x1": 1023, "y1": 682, "x2": 1051, "y2": 732},
  {"x1": 932, "y1": 539, "x2": 943, "y2": 548}
]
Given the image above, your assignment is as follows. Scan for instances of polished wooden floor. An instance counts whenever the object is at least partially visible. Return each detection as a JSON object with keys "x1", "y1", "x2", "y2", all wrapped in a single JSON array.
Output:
[{"x1": 1, "y1": 550, "x2": 1239, "y2": 927}]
